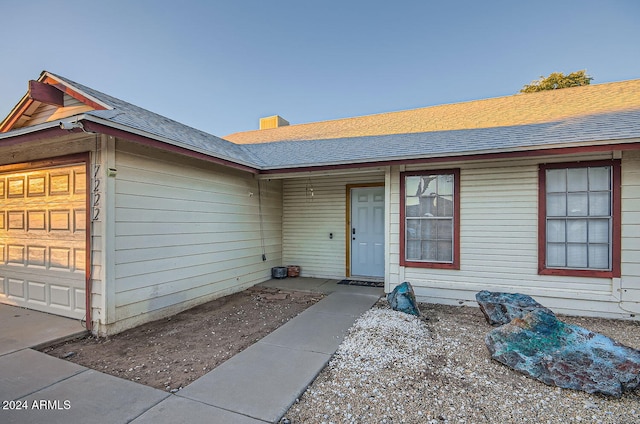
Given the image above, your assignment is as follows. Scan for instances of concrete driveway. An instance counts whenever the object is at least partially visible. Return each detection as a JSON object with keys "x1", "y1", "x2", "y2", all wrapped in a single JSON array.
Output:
[{"x1": 0, "y1": 304, "x2": 87, "y2": 356}]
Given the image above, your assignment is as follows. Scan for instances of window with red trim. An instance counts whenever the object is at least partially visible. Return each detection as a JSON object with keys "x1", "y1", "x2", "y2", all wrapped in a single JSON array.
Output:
[
  {"x1": 539, "y1": 160, "x2": 621, "y2": 278},
  {"x1": 400, "y1": 169, "x2": 460, "y2": 269}
]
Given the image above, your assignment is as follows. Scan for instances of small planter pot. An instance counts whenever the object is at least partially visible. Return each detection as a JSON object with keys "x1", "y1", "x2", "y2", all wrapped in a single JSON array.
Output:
[
  {"x1": 271, "y1": 266, "x2": 287, "y2": 279},
  {"x1": 287, "y1": 265, "x2": 301, "y2": 277}
]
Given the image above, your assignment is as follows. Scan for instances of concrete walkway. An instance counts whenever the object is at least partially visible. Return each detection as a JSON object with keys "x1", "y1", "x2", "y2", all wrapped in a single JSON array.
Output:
[{"x1": 0, "y1": 280, "x2": 381, "y2": 423}]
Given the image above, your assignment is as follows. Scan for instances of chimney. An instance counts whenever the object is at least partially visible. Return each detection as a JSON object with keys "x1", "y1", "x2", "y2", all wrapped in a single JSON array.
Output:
[{"x1": 259, "y1": 115, "x2": 289, "y2": 130}]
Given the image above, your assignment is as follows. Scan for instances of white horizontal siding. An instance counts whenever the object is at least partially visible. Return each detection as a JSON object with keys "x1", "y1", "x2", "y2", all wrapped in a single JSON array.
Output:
[
  {"x1": 282, "y1": 173, "x2": 384, "y2": 279},
  {"x1": 621, "y1": 150, "x2": 640, "y2": 311},
  {"x1": 390, "y1": 153, "x2": 637, "y2": 319},
  {"x1": 111, "y1": 143, "x2": 282, "y2": 328}
]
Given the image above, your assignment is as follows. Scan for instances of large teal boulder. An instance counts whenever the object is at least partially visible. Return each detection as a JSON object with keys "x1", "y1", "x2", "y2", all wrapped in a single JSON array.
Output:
[
  {"x1": 475, "y1": 290, "x2": 554, "y2": 326},
  {"x1": 387, "y1": 282, "x2": 420, "y2": 316},
  {"x1": 485, "y1": 309, "x2": 640, "y2": 397}
]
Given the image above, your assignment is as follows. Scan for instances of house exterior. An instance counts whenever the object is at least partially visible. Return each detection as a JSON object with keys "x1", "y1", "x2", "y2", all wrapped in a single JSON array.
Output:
[{"x1": 1, "y1": 71, "x2": 639, "y2": 335}]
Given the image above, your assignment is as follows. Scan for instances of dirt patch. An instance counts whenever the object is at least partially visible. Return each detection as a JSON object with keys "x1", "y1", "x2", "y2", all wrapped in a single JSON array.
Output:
[{"x1": 40, "y1": 286, "x2": 324, "y2": 392}]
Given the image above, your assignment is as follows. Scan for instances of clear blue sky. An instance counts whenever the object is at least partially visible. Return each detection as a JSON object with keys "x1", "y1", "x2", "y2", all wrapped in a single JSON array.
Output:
[{"x1": 1, "y1": 0, "x2": 639, "y2": 137}]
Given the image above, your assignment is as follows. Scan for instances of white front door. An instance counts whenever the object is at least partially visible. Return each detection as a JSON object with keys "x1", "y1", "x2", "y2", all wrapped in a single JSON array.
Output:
[{"x1": 350, "y1": 187, "x2": 384, "y2": 278}]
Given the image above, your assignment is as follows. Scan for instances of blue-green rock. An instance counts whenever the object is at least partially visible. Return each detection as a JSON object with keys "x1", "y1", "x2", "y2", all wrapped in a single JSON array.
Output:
[
  {"x1": 485, "y1": 309, "x2": 640, "y2": 397},
  {"x1": 475, "y1": 290, "x2": 554, "y2": 326},
  {"x1": 387, "y1": 282, "x2": 420, "y2": 316}
]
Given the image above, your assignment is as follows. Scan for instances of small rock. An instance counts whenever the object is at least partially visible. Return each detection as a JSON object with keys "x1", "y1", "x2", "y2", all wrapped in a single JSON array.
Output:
[
  {"x1": 387, "y1": 282, "x2": 420, "y2": 316},
  {"x1": 475, "y1": 290, "x2": 554, "y2": 326},
  {"x1": 61, "y1": 351, "x2": 76, "y2": 359},
  {"x1": 264, "y1": 293, "x2": 289, "y2": 300}
]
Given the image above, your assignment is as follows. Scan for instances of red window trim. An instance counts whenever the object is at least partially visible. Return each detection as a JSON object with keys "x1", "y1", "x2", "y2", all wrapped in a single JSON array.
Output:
[
  {"x1": 538, "y1": 159, "x2": 621, "y2": 278},
  {"x1": 400, "y1": 169, "x2": 460, "y2": 270}
]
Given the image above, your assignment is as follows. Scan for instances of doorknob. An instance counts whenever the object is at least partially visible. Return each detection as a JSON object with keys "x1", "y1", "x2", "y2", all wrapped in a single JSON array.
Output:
[{"x1": 352, "y1": 228, "x2": 356, "y2": 235}]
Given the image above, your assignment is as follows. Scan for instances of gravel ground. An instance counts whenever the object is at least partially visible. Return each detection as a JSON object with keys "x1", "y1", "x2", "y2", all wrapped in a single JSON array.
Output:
[{"x1": 283, "y1": 302, "x2": 640, "y2": 424}]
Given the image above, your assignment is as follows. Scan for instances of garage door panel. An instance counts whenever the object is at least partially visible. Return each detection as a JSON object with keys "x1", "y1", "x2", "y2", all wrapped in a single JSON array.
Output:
[
  {"x1": 8, "y1": 178, "x2": 24, "y2": 197},
  {"x1": 27, "y1": 210, "x2": 46, "y2": 230},
  {"x1": 8, "y1": 211, "x2": 24, "y2": 230},
  {"x1": 28, "y1": 280, "x2": 47, "y2": 303},
  {"x1": 27, "y1": 246, "x2": 46, "y2": 267},
  {"x1": 28, "y1": 174, "x2": 46, "y2": 196},
  {"x1": 50, "y1": 247, "x2": 71, "y2": 270},
  {"x1": 50, "y1": 172, "x2": 71, "y2": 194},
  {"x1": 0, "y1": 163, "x2": 86, "y2": 319},
  {"x1": 7, "y1": 245, "x2": 24, "y2": 264},
  {"x1": 7, "y1": 278, "x2": 25, "y2": 297}
]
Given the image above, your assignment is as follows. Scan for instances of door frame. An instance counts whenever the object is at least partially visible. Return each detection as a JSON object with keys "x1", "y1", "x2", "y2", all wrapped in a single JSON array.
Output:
[{"x1": 345, "y1": 182, "x2": 385, "y2": 278}]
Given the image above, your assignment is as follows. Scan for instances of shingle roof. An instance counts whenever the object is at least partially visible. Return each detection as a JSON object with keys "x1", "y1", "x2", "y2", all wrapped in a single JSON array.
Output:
[
  {"x1": 246, "y1": 109, "x2": 640, "y2": 169},
  {"x1": 3, "y1": 73, "x2": 640, "y2": 171},
  {"x1": 224, "y1": 80, "x2": 640, "y2": 145},
  {"x1": 47, "y1": 73, "x2": 261, "y2": 167}
]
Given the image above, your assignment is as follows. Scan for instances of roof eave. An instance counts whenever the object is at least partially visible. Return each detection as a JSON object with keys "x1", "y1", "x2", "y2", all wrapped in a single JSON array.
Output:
[
  {"x1": 80, "y1": 115, "x2": 260, "y2": 173},
  {"x1": 0, "y1": 115, "x2": 260, "y2": 174},
  {"x1": 258, "y1": 138, "x2": 640, "y2": 175}
]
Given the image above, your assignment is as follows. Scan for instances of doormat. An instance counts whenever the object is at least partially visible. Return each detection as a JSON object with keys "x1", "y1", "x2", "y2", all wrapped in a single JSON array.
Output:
[{"x1": 337, "y1": 279, "x2": 384, "y2": 288}]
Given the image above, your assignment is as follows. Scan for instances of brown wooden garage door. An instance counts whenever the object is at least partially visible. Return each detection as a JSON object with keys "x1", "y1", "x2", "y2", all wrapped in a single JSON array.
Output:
[{"x1": 0, "y1": 163, "x2": 87, "y2": 319}]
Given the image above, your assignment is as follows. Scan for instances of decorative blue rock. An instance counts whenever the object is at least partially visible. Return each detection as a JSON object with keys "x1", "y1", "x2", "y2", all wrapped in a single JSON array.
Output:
[
  {"x1": 387, "y1": 282, "x2": 420, "y2": 316},
  {"x1": 485, "y1": 309, "x2": 640, "y2": 397},
  {"x1": 475, "y1": 290, "x2": 554, "y2": 326}
]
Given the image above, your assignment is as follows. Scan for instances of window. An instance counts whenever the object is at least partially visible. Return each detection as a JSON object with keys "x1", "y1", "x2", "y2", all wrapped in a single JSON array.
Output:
[
  {"x1": 400, "y1": 169, "x2": 460, "y2": 269},
  {"x1": 539, "y1": 160, "x2": 621, "y2": 277}
]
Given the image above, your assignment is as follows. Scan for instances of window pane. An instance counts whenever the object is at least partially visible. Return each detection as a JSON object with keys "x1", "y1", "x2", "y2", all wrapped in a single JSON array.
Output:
[
  {"x1": 567, "y1": 193, "x2": 588, "y2": 216},
  {"x1": 420, "y1": 196, "x2": 437, "y2": 216},
  {"x1": 567, "y1": 243, "x2": 588, "y2": 268},
  {"x1": 407, "y1": 219, "x2": 420, "y2": 240},
  {"x1": 567, "y1": 220, "x2": 587, "y2": 242},
  {"x1": 589, "y1": 244, "x2": 610, "y2": 269},
  {"x1": 589, "y1": 167, "x2": 610, "y2": 191},
  {"x1": 437, "y1": 174, "x2": 454, "y2": 196},
  {"x1": 436, "y1": 241, "x2": 453, "y2": 262},
  {"x1": 546, "y1": 169, "x2": 566, "y2": 192},
  {"x1": 547, "y1": 243, "x2": 566, "y2": 267},
  {"x1": 547, "y1": 193, "x2": 566, "y2": 216},
  {"x1": 589, "y1": 192, "x2": 610, "y2": 216},
  {"x1": 588, "y1": 219, "x2": 610, "y2": 243},
  {"x1": 421, "y1": 241, "x2": 437, "y2": 261},
  {"x1": 437, "y1": 219, "x2": 453, "y2": 240},
  {"x1": 407, "y1": 241, "x2": 420, "y2": 260},
  {"x1": 567, "y1": 168, "x2": 588, "y2": 191},
  {"x1": 420, "y1": 220, "x2": 436, "y2": 240},
  {"x1": 405, "y1": 176, "x2": 421, "y2": 196},
  {"x1": 406, "y1": 198, "x2": 420, "y2": 217},
  {"x1": 547, "y1": 219, "x2": 565, "y2": 243},
  {"x1": 437, "y1": 195, "x2": 454, "y2": 217}
]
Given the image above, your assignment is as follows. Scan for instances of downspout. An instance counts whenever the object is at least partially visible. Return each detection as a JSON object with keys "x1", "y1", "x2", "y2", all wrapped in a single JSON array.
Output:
[{"x1": 84, "y1": 135, "x2": 102, "y2": 332}]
